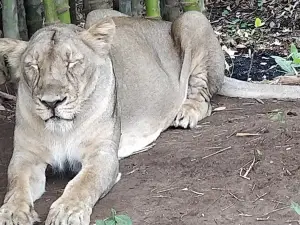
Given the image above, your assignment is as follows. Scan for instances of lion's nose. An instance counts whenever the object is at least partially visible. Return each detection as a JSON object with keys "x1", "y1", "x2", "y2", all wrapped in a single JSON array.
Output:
[{"x1": 39, "y1": 96, "x2": 67, "y2": 109}]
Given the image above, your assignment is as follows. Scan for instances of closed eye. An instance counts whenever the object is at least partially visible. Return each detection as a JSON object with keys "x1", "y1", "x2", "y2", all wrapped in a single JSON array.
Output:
[
  {"x1": 30, "y1": 64, "x2": 39, "y2": 71},
  {"x1": 68, "y1": 61, "x2": 78, "y2": 69}
]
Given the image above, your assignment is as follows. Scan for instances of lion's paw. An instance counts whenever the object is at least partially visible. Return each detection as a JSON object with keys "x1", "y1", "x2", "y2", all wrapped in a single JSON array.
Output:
[
  {"x1": 173, "y1": 103, "x2": 200, "y2": 129},
  {"x1": 45, "y1": 198, "x2": 92, "y2": 225},
  {"x1": 0, "y1": 202, "x2": 39, "y2": 225}
]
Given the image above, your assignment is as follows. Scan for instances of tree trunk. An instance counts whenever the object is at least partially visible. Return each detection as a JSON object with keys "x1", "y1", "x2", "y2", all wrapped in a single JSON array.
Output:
[
  {"x1": 43, "y1": 0, "x2": 60, "y2": 25},
  {"x1": 119, "y1": 0, "x2": 132, "y2": 15},
  {"x1": 145, "y1": 0, "x2": 161, "y2": 18},
  {"x1": 24, "y1": 0, "x2": 44, "y2": 38},
  {"x1": 83, "y1": 0, "x2": 113, "y2": 17},
  {"x1": 160, "y1": 0, "x2": 181, "y2": 22},
  {"x1": 55, "y1": 0, "x2": 71, "y2": 23},
  {"x1": 69, "y1": 0, "x2": 77, "y2": 24},
  {"x1": 182, "y1": 0, "x2": 201, "y2": 12},
  {"x1": 17, "y1": 0, "x2": 28, "y2": 40},
  {"x1": 131, "y1": 0, "x2": 143, "y2": 17},
  {"x1": 2, "y1": 0, "x2": 20, "y2": 39}
]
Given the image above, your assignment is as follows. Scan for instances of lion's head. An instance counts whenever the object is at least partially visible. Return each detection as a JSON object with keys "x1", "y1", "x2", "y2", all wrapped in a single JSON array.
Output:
[{"x1": 0, "y1": 18, "x2": 116, "y2": 132}]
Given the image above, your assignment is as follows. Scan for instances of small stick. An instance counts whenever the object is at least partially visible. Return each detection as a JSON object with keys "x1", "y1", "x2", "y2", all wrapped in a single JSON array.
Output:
[
  {"x1": 261, "y1": 206, "x2": 289, "y2": 217},
  {"x1": 212, "y1": 187, "x2": 226, "y2": 191},
  {"x1": 152, "y1": 195, "x2": 170, "y2": 198},
  {"x1": 228, "y1": 191, "x2": 244, "y2": 202},
  {"x1": 204, "y1": 194, "x2": 224, "y2": 212},
  {"x1": 0, "y1": 91, "x2": 16, "y2": 101},
  {"x1": 240, "y1": 156, "x2": 256, "y2": 180},
  {"x1": 157, "y1": 187, "x2": 177, "y2": 193},
  {"x1": 202, "y1": 146, "x2": 232, "y2": 159},
  {"x1": 285, "y1": 220, "x2": 300, "y2": 224},
  {"x1": 251, "y1": 183, "x2": 256, "y2": 191},
  {"x1": 252, "y1": 192, "x2": 269, "y2": 203},
  {"x1": 247, "y1": 49, "x2": 255, "y2": 81},
  {"x1": 189, "y1": 189, "x2": 204, "y2": 196},
  {"x1": 237, "y1": 210, "x2": 252, "y2": 217},
  {"x1": 221, "y1": 203, "x2": 234, "y2": 211},
  {"x1": 256, "y1": 216, "x2": 274, "y2": 221},
  {"x1": 271, "y1": 200, "x2": 288, "y2": 206}
]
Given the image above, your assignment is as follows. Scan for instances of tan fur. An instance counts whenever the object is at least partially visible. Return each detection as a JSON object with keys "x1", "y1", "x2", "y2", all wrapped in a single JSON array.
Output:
[{"x1": 0, "y1": 9, "x2": 300, "y2": 225}]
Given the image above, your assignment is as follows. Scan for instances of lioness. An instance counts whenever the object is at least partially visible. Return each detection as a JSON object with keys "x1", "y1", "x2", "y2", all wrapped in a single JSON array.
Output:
[{"x1": 0, "y1": 9, "x2": 300, "y2": 225}]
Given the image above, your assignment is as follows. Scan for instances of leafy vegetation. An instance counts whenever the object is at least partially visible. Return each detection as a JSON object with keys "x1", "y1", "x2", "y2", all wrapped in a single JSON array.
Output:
[
  {"x1": 95, "y1": 209, "x2": 132, "y2": 225},
  {"x1": 291, "y1": 201, "x2": 300, "y2": 215},
  {"x1": 271, "y1": 43, "x2": 300, "y2": 75}
]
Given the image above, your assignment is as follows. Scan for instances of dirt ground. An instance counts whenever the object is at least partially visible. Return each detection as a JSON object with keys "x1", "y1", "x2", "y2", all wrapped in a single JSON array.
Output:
[{"x1": 1, "y1": 96, "x2": 300, "y2": 225}]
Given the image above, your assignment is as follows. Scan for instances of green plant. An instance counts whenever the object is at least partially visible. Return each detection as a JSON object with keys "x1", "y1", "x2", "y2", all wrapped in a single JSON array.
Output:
[
  {"x1": 291, "y1": 201, "x2": 300, "y2": 215},
  {"x1": 271, "y1": 43, "x2": 300, "y2": 74},
  {"x1": 254, "y1": 17, "x2": 263, "y2": 28},
  {"x1": 96, "y1": 209, "x2": 132, "y2": 225}
]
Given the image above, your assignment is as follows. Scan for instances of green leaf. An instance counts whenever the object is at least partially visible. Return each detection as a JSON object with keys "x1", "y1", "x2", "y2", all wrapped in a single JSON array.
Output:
[
  {"x1": 268, "y1": 110, "x2": 285, "y2": 123},
  {"x1": 271, "y1": 56, "x2": 294, "y2": 73},
  {"x1": 96, "y1": 220, "x2": 106, "y2": 225},
  {"x1": 293, "y1": 57, "x2": 300, "y2": 64},
  {"x1": 115, "y1": 215, "x2": 133, "y2": 225},
  {"x1": 222, "y1": 9, "x2": 229, "y2": 16},
  {"x1": 291, "y1": 43, "x2": 298, "y2": 55},
  {"x1": 240, "y1": 22, "x2": 248, "y2": 28},
  {"x1": 258, "y1": 0, "x2": 263, "y2": 9},
  {"x1": 105, "y1": 219, "x2": 116, "y2": 225},
  {"x1": 255, "y1": 17, "x2": 262, "y2": 28},
  {"x1": 110, "y1": 208, "x2": 117, "y2": 219},
  {"x1": 291, "y1": 201, "x2": 300, "y2": 215}
]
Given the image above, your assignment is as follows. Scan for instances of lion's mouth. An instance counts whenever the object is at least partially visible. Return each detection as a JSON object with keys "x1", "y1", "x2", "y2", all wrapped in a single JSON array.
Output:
[{"x1": 45, "y1": 116, "x2": 74, "y2": 123}]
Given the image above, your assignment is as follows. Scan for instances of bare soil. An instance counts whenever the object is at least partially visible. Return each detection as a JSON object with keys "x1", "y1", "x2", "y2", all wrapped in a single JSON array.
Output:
[{"x1": 1, "y1": 96, "x2": 300, "y2": 224}]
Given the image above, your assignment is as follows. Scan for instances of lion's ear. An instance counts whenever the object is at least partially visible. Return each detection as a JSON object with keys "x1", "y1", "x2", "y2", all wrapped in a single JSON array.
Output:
[
  {"x1": 0, "y1": 38, "x2": 28, "y2": 66},
  {"x1": 0, "y1": 38, "x2": 28, "y2": 84},
  {"x1": 80, "y1": 17, "x2": 116, "y2": 56}
]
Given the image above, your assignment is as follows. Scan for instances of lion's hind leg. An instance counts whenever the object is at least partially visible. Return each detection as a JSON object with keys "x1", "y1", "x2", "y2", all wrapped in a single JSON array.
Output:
[
  {"x1": 173, "y1": 64, "x2": 212, "y2": 129},
  {"x1": 171, "y1": 11, "x2": 224, "y2": 129}
]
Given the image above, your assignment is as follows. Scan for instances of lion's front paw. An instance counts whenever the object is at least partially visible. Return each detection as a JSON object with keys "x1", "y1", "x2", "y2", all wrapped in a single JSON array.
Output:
[
  {"x1": 173, "y1": 104, "x2": 200, "y2": 129},
  {"x1": 45, "y1": 198, "x2": 92, "y2": 225},
  {"x1": 0, "y1": 202, "x2": 39, "y2": 225}
]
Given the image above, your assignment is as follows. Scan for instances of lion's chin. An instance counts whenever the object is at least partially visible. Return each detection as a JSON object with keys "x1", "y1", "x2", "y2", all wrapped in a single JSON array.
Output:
[{"x1": 45, "y1": 117, "x2": 74, "y2": 133}]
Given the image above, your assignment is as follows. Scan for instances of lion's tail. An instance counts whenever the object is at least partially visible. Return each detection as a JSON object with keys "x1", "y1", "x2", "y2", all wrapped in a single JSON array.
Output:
[{"x1": 218, "y1": 76, "x2": 300, "y2": 99}]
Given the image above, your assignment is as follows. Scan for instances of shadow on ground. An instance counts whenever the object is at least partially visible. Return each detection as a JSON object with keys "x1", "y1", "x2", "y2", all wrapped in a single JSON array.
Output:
[{"x1": 1, "y1": 96, "x2": 300, "y2": 225}]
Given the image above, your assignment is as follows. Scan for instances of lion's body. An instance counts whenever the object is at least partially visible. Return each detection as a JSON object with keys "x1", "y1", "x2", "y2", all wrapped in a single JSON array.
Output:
[
  {"x1": 1, "y1": 9, "x2": 300, "y2": 225},
  {"x1": 108, "y1": 15, "x2": 224, "y2": 158},
  {"x1": 109, "y1": 18, "x2": 183, "y2": 158}
]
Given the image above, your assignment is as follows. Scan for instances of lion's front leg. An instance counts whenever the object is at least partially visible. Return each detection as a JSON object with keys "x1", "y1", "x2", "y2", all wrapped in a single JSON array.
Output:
[
  {"x1": 0, "y1": 152, "x2": 47, "y2": 225},
  {"x1": 45, "y1": 144, "x2": 119, "y2": 225}
]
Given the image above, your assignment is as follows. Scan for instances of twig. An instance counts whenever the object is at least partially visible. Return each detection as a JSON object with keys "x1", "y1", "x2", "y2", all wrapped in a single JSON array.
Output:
[
  {"x1": 157, "y1": 187, "x2": 177, "y2": 193},
  {"x1": 202, "y1": 146, "x2": 232, "y2": 159},
  {"x1": 285, "y1": 220, "x2": 300, "y2": 224},
  {"x1": 228, "y1": 191, "x2": 244, "y2": 202},
  {"x1": 237, "y1": 210, "x2": 252, "y2": 217},
  {"x1": 221, "y1": 203, "x2": 235, "y2": 211},
  {"x1": 204, "y1": 194, "x2": 224, "y2": 212},
  {"x1": 256, "y1": 216, "x2": 275, "y2": 221},
  {"x1": 247, "y1": 49, "x2": 255, "y2": 81},
  {"x1": 271, "y1": 200, "x2": 288, "y2": 206},
  {"x1": 182, "y1": 187, "x2": 204, "y2": 196},
  {"x1": 240, "y1": 156, "x2": 256, "y2": 180},
  {"x1": 0, "y1": 91, "x2": 16, "y2": 101},
  {"x1": 152, "y1": 195, "x2": 170, "y2": 198},
  {"x1": 252, "y1": 192, "x2": 269, "y2": 203},
  {"x1": 261, "y1": 206, "x2": 289, "y2": 217}
]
